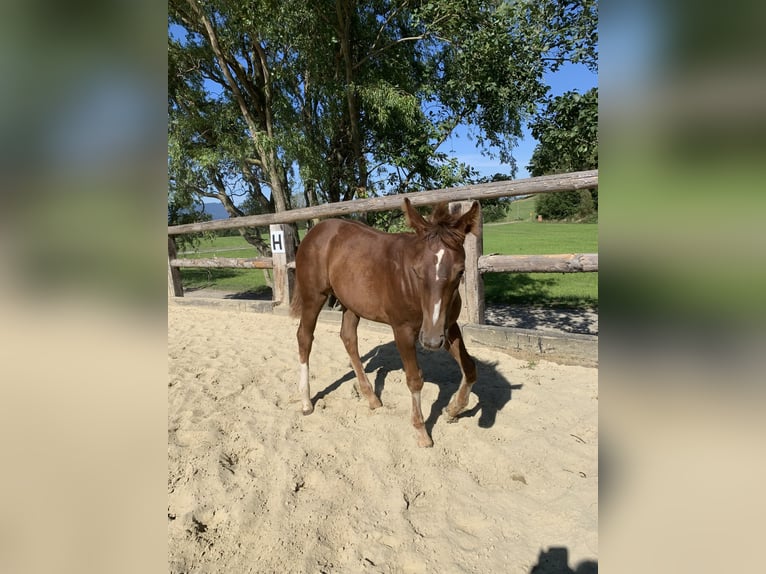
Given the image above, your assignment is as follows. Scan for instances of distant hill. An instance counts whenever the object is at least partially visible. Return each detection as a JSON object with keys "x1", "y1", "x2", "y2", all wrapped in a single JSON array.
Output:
[{"x1": 200, "y1": 202, "x2": 230, "y2": 220}]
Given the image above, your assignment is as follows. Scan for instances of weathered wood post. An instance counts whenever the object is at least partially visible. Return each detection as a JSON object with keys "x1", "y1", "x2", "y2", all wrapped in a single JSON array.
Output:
[
  {"x1": 450, "y1": 201, "x2": 484, "y2": 325},
  {"x1": 167, "y1": 236, "x2": 184, "y2": 297},
  {"x1": 270, "y1": 223, "x2": 296, "y2": 305}
]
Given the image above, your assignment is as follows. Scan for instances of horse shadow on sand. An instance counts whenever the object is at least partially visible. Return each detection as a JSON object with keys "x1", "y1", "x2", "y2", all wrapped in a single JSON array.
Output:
[
  {"x1": 529, "y1": 546, "x2": 598, "y2": 574},
  {"x1": 313, "y1": 340, "x2": 522, "y2": 435}
]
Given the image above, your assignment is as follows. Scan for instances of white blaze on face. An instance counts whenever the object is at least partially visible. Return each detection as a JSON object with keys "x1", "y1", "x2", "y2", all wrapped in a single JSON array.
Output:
[
  {"x1": 432, "y1": 300, "x2": 441, "y2": 326},
  {"x1": 431, "y1": 248, "x2": 445, "y2": 326},
  {"x1": 434, "y1": 248, "x2": 445, "y2": 280}
]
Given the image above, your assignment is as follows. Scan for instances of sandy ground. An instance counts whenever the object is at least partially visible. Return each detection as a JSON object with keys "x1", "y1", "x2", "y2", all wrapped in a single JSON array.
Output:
[{"x1": 168, "y1": 304, "x2": 598, "y2": 573}]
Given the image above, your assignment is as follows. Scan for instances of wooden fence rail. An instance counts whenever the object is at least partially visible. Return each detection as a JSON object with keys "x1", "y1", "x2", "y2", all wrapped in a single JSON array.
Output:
[
  {"x1": 169, "y1": 257, "x2": 273, "y2": 269},
  {"x1": 168, "y1": 170, "x2": 597, "y2": 236},
  {"x1": 478, "y1": 253, "x2": 598, "y2": 274},
  {"x1": 168, "y1": 170, "x2": 599, "y2": 325}
]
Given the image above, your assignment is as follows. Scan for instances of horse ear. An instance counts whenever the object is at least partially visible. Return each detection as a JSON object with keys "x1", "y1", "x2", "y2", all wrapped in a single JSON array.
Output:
[
  {"x1": 456, "y1": 201, "x2": 481, "y2": 235},
  {"x1": 402, "y1": 197, "x2": 428, "y2": 234}
]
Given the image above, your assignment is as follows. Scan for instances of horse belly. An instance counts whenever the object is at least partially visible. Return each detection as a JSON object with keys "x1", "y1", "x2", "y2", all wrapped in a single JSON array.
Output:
[
  {"x1": 327, "y1": 256, "x2": 404, "y2": 325},
  {"x1": 329, "y1": 266, "x2": 394, "y2": 323}
]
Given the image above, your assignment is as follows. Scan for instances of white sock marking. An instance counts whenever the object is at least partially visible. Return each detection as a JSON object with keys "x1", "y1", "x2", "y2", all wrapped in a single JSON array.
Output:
[
  {"x1": 299, "y1": 362, "x2": 310, "y2": 410},
  {"x1": 413, "y1": 390, "x2": 422, "y2": 415}
]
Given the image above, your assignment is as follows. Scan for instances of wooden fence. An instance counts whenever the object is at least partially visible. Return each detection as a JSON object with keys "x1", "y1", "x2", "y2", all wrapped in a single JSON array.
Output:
[{"x1": 168, "y1": 169, "x2": 598, "y2": 324}]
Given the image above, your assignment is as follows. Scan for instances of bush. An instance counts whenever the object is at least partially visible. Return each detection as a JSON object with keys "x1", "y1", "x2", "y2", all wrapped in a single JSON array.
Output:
[
  {"x1": 535, "y1": 189, "x2": 598, "y2": 221},
  {"x1": 481, "y1": 198, "x2": 511, "y2": 223},
  {"x1": 535, "y1": 191, "x2": 581, "y2": 220}
]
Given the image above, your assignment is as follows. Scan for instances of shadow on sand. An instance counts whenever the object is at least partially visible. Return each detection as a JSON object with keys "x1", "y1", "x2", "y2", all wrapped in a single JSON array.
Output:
[
  {"x1": 313, "y1": 339, "x2": 522, "y2": 436},
  {"x1": 529, "y1": 546, "x2": 598, "y2": 574}
]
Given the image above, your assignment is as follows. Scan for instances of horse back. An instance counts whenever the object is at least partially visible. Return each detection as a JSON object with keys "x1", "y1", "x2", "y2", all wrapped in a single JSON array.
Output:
[
  {"x1": 296, "y1": 219, "x2": 417, "y2": 324},
  {"x1": 299, "y1": 218, "x2": 403, "y2": 265}
]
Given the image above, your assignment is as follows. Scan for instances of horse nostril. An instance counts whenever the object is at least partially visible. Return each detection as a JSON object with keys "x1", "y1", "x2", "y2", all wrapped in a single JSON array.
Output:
[{"x1": 419, "y1": 331, "x2": 445, "y2": 351}]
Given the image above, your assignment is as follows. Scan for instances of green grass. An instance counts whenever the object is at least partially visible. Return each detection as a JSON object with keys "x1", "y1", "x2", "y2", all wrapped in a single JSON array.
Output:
[
  {"x1": 484, "y1": 221, "x2": 598, "y2": 254},
  {"x1": 177, "y1": 220, "x2": 598, "y2": 308},
  {"x1": 496, "y1": 196, "x2": 538, "y2": 222},
  {"x1": 179, "y1": 267, "x2": 272, "y2": 294},
  {"x1": 178, "y1": 235, "x2": 271, "y2": 293},
  {"x1": 482, "y1": 221, "x2": 597, "y2": 308}
]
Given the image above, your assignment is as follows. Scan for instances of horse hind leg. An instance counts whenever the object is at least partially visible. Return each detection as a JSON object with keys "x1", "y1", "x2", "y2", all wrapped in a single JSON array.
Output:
[
  {"x1": 295, "y1": 291, "x2": 328, "y2": 416},
  {"x1": 443, "y1": 322, "x2": 478, "y2": 422},
  {"x1": 340, "y1": 309, "x2": 382, "y2": 410}
]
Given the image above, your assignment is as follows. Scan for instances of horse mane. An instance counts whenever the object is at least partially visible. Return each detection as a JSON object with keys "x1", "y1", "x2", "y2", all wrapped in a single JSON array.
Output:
[{"x1": 421, "y1": 203, "x2": 468, "y2": 251}]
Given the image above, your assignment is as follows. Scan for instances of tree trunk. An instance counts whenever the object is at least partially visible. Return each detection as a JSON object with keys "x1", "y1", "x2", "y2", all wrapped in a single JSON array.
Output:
[
  {"x1": 336, "y1": 0, "x2": 369, "y2": 222},
  {"x1": 303, "y1": 180, "x2": 319, "y2": 230},
  {"x1": 187, "y1": 0, "x2": 292, "y2": 218}
]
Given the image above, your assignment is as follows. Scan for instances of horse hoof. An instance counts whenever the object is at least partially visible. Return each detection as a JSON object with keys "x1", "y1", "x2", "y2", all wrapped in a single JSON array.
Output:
[
  {"x1": 443, "y1": 407, "x2": 460, "y2": 423},
  {"x1": 369, "y1": 399, "x2": 383, "y2": 410},
  {"x1": 302, "y1": 406, "x2": 314, "y2": 416},
  {"x1": 418, "y1": 437, "x2": 434, "y2": 448}
]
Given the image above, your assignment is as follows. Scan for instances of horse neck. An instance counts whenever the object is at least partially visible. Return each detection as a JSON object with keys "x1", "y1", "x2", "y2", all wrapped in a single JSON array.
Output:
[{"x1": 397, "y1": 233, "x2": 427, "y2": 267}]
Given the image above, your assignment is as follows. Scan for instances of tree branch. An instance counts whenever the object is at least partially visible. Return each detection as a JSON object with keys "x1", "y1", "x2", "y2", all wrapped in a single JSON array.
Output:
[
  {"x1": 355, "y1": 34, "x2": 428, "y2": 70},
  {"x1": 185, "y1": 0, "x2": 261, "y2": 142}
]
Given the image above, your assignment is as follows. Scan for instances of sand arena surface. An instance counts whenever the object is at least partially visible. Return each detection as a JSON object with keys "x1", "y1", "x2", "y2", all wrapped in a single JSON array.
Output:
[{"x1": 168, "y1": 304, "x2": 597, "y2": 573}]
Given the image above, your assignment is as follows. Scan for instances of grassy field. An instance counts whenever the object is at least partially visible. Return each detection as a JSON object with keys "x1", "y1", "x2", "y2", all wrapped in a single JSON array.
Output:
[
  {"x1": 178, "y1": 216, "x2": 598, "y2": 308},
  {"x1": 177, "y1": 234, "x2": 272, "y2": 295},
  {"x1": 494, "y1": 196, "x2": 538, "y2": 222},
  {"x1": 483, "y1": 221, "x2": 597, "y2": 308}
]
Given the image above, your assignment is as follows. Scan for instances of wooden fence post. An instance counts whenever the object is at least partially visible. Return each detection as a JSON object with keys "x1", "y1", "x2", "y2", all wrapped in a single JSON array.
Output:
[
  {"x1": 450, "y1": 201, "x2": 484, "y2": 325},
  {"x1": 270, "y1": 223, "x2": 296, "y2": 305},
  {"x1": 167, "y1": 236, "x2": 184, "y2": 297}
]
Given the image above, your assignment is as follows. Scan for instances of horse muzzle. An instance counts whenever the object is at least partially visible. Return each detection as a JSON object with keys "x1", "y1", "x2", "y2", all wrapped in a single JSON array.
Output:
[{"x1": 419, "y1": 330, "x2": 445, "y2": 351}]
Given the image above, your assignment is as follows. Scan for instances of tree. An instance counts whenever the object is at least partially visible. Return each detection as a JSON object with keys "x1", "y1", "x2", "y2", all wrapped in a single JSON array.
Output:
[
  {"x1": 167, "y1": 198, "x2": 213, "y2": 251},
  {"x1": 528, "y1": 87, "x2": 598, "y2": 220},
  {"x1": 169, "y1": 0, "x2": 598, "y2": 228},
  {"x1": 510, "y1": 0, "x2": 598, "y2": 74}
]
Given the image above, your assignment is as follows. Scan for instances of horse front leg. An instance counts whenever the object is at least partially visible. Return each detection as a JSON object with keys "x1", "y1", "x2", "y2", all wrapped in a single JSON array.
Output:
[
  {"x1": 443, "y1": 322, "x2": 477, "y2": 422},
  {"x1": 393, "y1": 326, "x2": 434, "y2": 448},
  {"x1": 340, "y1": 309, "x2": 382, "y2": 410}
]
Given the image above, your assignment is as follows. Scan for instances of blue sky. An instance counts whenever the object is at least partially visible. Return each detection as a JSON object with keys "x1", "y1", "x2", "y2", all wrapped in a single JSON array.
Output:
[{"x1": 446, "y1": 62, "x2": 598, "y2": 180}]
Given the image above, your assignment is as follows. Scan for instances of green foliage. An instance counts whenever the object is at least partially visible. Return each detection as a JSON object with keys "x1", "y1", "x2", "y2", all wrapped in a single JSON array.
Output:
[
  {"x1": 528, "y1": 88, "x2": 598, "y2": 176},
  {"x1": 528, "y1": 87, "x2": 598, "y2": 221},
  {"x1": 533, "y1": 188, "x2": 599, "y2": 222},
  {"x1": 535, "y1": 189, "x2": 598, "y2": 221},
  {"x1": 167, "y1": 198, "x2": 213, "y2": 251},
  {"x1": 481, "y1": 200, "x2": 512, "y2": 223},
  {"x1": 169, "y1": 0, "x2": 598, "y2": 218},
  {"x1": 535, "y1": 192, "x2": 580, "y2": 220},
  {"x1": 508, "y1": 0, "x2": 598, "y2": 74}
]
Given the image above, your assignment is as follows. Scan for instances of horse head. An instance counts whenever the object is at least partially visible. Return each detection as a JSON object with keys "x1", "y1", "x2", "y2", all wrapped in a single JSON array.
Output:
[{"x1": 402, "y1": 198, "x2": 480, "y2": 350}]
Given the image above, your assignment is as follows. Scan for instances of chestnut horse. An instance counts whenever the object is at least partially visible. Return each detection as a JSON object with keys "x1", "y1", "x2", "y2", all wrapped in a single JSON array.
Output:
[{"x1": 290, "y1": 198, "x2": 480, "y2": 447}]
